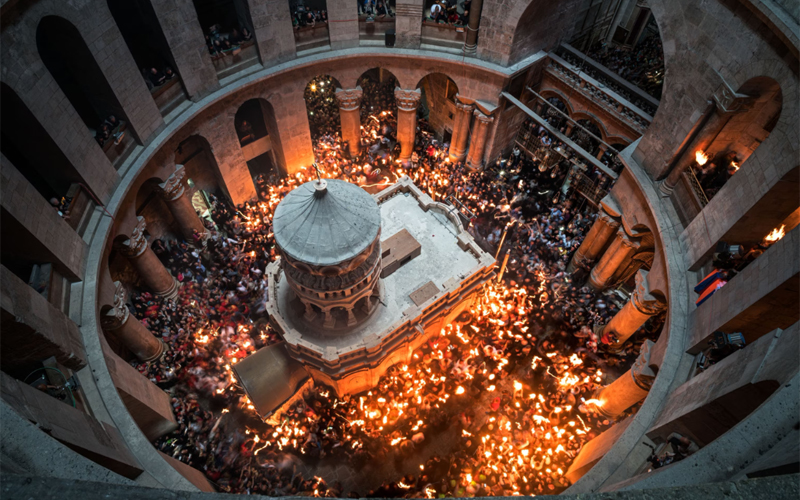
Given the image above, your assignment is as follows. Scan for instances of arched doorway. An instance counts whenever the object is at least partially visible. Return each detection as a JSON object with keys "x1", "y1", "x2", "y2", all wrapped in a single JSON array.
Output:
[
  {"x1": 303, "y1": 75, "x2": 343, "y2": 141},
  {"x1": 107, "y1": 0, "x2": 188, "y2": 111},
  {"x1": 37, "y1": 16, "x2": 136, "y2": 161},
  {"x1": 416, "y1": 73, "x2": 459, "y2": 142},
  {"x1": 235, "y1": 98, "x2": 286, "y2": 195}
]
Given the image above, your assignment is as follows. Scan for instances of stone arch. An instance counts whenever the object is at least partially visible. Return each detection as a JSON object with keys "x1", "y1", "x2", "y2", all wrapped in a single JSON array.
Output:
[
  {"x1": 106, "y1": 0, "x2": 177, "y2": 76},
  {"x1": 36, "y1": 15, "x2": 136, "y2": 143},
  {"x1": 304, "y1": 75, "x2": 343, "y2": 140},
  {"x1": 234, "y1": 98, "x2": 287, "y2": 180},
  {"x1": 570, "y1": 112, "x2": 609, "y2": 143},
  {"x1": 357, "y1": 67, "x2": 400, "y2": 117},
  {"x1": 416, "y1": 72, "x2": 459, "y2": 140},
  {"x1": 0, "y1": 82, "x2": 87, "y2": 203},
  {"x1": 134, "y1": 177, "x2": 178, "y2": 242},
  {"x1": 539, "y1": 89, "x2": 574, "y2": 116},
  {"x1": 108, "y1": 234, "x2": 139, "y2": 287},
  {"x1": 174, "y1": 135, "x2": 227, "y2": 203}
]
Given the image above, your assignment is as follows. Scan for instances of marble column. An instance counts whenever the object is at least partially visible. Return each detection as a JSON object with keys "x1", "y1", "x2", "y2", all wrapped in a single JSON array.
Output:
[
  {"x1": 587, "y1": 228, "x2": 638, "y2": 290},
  {"x1": 158, "y1": 165, "x2": 206, "y2": 245},
  {"x1": 465, "y1": 110, "x2": 494, "y2": 171},
  {"x1": 660, "y1": 82, "x2": 750, "y2": 196},
  {"x1": 603, "y1": 270, "x2": 666, "y2": 349},
  {"x1": 116, "y1": 217, "x2": 179, "y2": 299},
  {"x1": 448, "y1": 97, "x2": 475, "y2": 163},
  {"x1": 101, "y1": 282, "x2": 164, "y2": 362},
  {"x1": 462, "y1": 0, "x2": 484, "y2": 55},
  {"x1": 335, "y1": 87, "x2": 364, "y2": 158},
  {"x1": 595, "y1": 340, "x2": 655, "y2": 418},
  {"x1": 394, "y1": 88, "x2": 422, "y2": 164},
  {"x1": 567, "y1": 198, "x2": 621, "y2": 273}
]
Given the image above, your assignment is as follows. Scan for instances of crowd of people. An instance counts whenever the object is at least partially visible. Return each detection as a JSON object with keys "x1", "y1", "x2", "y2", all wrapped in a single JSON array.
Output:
[
  {"x1": 94, "y1": 114, "x2": 126, "y2": 148},
  {"x1": 291, "y1": 2, "x2": 328, "y2": 29},
  {"x1": 359, "y1": 0, "x2": 394, "y2": 18},
  {"x1": 124, "y1": 79, "x2": 664, "y2": 495},
  {"x1": 204, "y1": 23, "x2": 253, "y2": 57},
  {"x1": 428, "y1": 0, "x2": 469, "y2": 25},
  {"x1": 585, "y1": 36, "x2": 664, "y2": 99}
]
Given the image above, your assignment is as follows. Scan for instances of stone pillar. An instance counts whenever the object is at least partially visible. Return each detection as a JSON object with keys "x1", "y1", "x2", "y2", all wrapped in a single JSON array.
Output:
[
  {"x1": 596, "y1": 143, "x2": 608, "y2": 160},
  {"x1": 101, "y1": 282, "x2": 165, "y2": 362},
  {"x1": 587, "y1": 228, "x2": 638, "y2": 290},
  {"x1": 463, "y1": 0, "x2": 484, "y2": 55},
  {"x1": 465, "y1": 110, "x2": 494, "y2": 171},
  {"x1": 394, "y1": 0, "x2": 424, "y2": 49},
  {"x1": 567, "y1": 197, "x2": 621, "y2": 273},
  {"x1": 335, "y1": 87, "x2": 364, "y2": 157},
  {"x1": 448, "y1": 97, "x2": 475, "y2": 163},
  {"x1": 596, "y1": 340, "x2": 655, "y2": 418},
  {"x1": 565, "y1": 121, "x2": 575, "y2": 136},
  {"x1": 533, "y1": 100, "x2": 544, "y2": 115},
  {"x1": 603, "y1": 270, "x2": 666, "y2": 348},
  {"x1": 660, "y1": 82, "x2": 750, "y2": 196},
  {"x1": 395, "y1": 88, "x2": 422, "y2": 164},
  {"x1": 247, "y1": 0, "x2": 297, "y2": 65},
  {"x1": 116, "y1": 217, "x2": 179, "y2": 299},
  {"x1": 149, "y1": 0, "x2": 220, "y2": 100},
  {"x1": 158, "y1": 165, "x2": 206, "y2": 244},
  {"x1": 326, "y1": 0, "x2": 359, "y2": 49}
]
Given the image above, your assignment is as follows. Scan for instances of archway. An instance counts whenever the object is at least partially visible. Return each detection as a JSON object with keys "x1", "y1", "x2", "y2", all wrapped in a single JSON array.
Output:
[
  {"x1": 235, "y1": 98, "x2": 286, "y2": 193},
  {"x1": 416, "y1": 73, "x2": 459, "y2": 142},
  {"x1": 175, "y1": 135, "x2": 226, "y2": 207},
  {"x1": 541, "y1": 95, "x2": 570, "y2": 130},
  {"x1": 303, "y1": 75, "x2": 343, "y2": 141},
  {"x1": 570, "y1": 118, "x2": 603, "y2": 156},
  {"x1": 36, "y1": 16, "x2": 134, "y2": 143},
  {"x1": 134, "y1": 177, "x2": 176, "y2": 242},
  {"x1": 0, "y1": 83, "x2": 86, "y2": 204},
  {"x1": 357, "y1": 67, "x2": 399, "y2": 119},
  {"x1": 192, "y1": 0, "x2": 254, "y2": 41}
]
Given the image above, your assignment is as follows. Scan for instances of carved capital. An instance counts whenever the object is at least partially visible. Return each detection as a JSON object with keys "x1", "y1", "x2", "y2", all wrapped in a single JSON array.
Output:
[
  {"x1": 394, "y1": 88, "x2": 421, "y2": 111},
  {"x1": 454, "y1": 96, "x2": 474, "y2": 114},
  {"x1": 159, "y1": 165, "x2": 187, "y2": 201},
  {"x1": 101, "y1": 281, "x2": 130, "y2": 330},
  {"x1": 631, "y1": 339, "x2": 656, "y2": 390},
  {"x1": 117, "y1": 216, "x2": 148, "y2": 258},
  {"x1": 597, "y1": 212, "x2": 621, "y2": 230},
  {"x1": 713, "y1": 80, "x2": 751, "y2": 114},
  {"x1": 335, "y1": 87, "x2": 363, "y2": 111},
  {"x1": 473, "y1": 109, "x2": 494, "y2": 125},
  {"x1": 631, "y1": 269, "x2": 666, "y2": 315},
  {"x1": 618, "y1": 230, "x2": 638, "y2": 251}
]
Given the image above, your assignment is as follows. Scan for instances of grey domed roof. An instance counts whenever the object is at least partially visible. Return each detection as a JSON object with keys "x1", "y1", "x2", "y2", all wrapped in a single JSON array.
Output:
[{"x1": 272, "y1": 179, "x2": 381, "y2": 266}]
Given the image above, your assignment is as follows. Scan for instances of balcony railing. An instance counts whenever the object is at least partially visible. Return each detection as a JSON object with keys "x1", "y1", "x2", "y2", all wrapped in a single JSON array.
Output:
[
  {"x1": 546, "y1": 53, "x2": 652, "y2": 134},
  {"x1": 556, "y1": 44, "x2": 659, "y2": 117},
  {"x1": 686, "y1": 165, "x2": 709, "y2": 206}
]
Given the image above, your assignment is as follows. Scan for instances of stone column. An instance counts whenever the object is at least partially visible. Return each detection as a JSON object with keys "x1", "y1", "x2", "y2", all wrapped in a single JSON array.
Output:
[
  {"x1": 394, "y1": 0, "x2": 424, "y2": 49},
  {"x1": 568, "y1": 208, "x2": 621, "y2": 273},
  {"x1": 660, "y1": 82, "x2": 750, "y2": 196},
  {"x1": 463, "y1": 0, "x2": 484, "y2": 56},
  {"x1": 565, "y1": 121, "x2": 575, "y2": 136},
  {"x1": 465, "y1": 110, "x2": 494, "y2": 171},
  {"x1": 116, "y1": 217, "x2": 179, "y2": 299},
  {"x1": 158, "y1": 165, "x2": 206, "y2": 244},
  {"x1": 448, "y1": 97, "x2": 475, "y2": 163},
  {"x1": 395, "y1": 88, "x2": 422, "y2": 164},
  {"x1": 596, "y1": 143, "x2": 608, "y2": 160},
  {"x1": 587, "y1": 228, "x2": 638, "y2": 290},
  {"x1": 101, "y1": 282, "x2": 164, "y2": 362},
  {"x1": 335, "y1": 87, "x2": 364, "y2": 158},
  {"x1": 247, "y1": 0, "x2": 296, "y2": 65},
  {"x1": 595, "y1": 340, "x2": 655, "y2": 418},
  {"x1": 603, "y1": 270, "x2": 666, "y2": 348}
]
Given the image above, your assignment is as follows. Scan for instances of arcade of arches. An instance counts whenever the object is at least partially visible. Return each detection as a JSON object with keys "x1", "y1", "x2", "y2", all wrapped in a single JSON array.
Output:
[{"x1": 0, "y1": 0, "x2": 798, "y2": 498}]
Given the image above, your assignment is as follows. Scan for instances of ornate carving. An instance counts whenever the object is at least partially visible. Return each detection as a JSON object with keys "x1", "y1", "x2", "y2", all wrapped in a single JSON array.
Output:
[
  {"x1": 631, "y1": 339, "x2": 656, "y2": 390},
  {"x1": 618, "y1": 230, "x2": 639, "y2": 251},
  {"x1": 713, "y1": 80, "x2": 751, "y2": 114},
  {"x1": 473, "y1": 109, "x2": 494, "y2": 124},
  {"x1": 597, "y1": 212, "x2": 621, "y2": 230},
  {"x1": 283, "y1": 242, "x2": 381, "y2": 291},
  {"x1": 335, "y1": 87, "x2": 363, "y2": 111},
  {"x1": 631, "y1": 269, "x2": 666, "y2": 315},
  {"x1": 159, "y1": 165, "x2": 187, "y2": 201},
  {"x1": 394, "y1": 88, "x2": 421, "y2": 111},
  {"x1": 454, "y1": 96, "x2": 474, "y2": 114},
  {"x1": 101, "y1": 281, "x2": 130, "y2": 330},
  {"x1": 117, "y1": 216, "x2": 148, "y2": 258}
]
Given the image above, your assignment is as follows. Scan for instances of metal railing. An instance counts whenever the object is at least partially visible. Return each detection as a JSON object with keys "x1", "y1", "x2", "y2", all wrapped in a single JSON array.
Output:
[
  {"x1": 546, "y1": 54, "x2": 652, "y2": 133},
  {"x1": 686, "y1": 166, "x2": 709, "y2": 207}
]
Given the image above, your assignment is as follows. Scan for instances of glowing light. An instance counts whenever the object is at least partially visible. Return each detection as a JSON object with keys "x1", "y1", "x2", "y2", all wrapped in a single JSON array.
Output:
[
  {"x1": 695, "y1": 150, "x2": 709, "y2": 165},
  {"x1": 765, "y1": 224, "x2": 786, "y2": 243}
]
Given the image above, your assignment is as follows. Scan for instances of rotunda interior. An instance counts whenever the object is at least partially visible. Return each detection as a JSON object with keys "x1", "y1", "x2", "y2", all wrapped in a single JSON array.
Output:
[{"x1": 0, "y1": 0, "x2": 798, "y2": 498}]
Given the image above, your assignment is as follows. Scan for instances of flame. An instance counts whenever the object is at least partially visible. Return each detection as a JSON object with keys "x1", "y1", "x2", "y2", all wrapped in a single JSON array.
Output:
[
  {"x1": 730, "y1": 161, "x2": 739, "y2": 172},
  {"x1": 695, "y1": 151, "x2": 709, "y2": 165},
  {"x1": 765, "y1": 225, "x2": 786, "y2": 243}
]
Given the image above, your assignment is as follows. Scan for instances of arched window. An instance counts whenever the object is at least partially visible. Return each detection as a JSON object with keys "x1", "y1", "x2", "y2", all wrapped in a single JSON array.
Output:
[{"x1": 37, "y1": 16, "x2": 135, "y2": 159}]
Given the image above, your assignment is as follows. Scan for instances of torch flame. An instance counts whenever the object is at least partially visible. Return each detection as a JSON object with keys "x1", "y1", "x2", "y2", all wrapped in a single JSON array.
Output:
[
  {"x1": 695, "y1": 151, "x2": 709, "y2": 165},
  {"x1": 765, "y1": 225, "x2": 786, "y2": 243}
]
